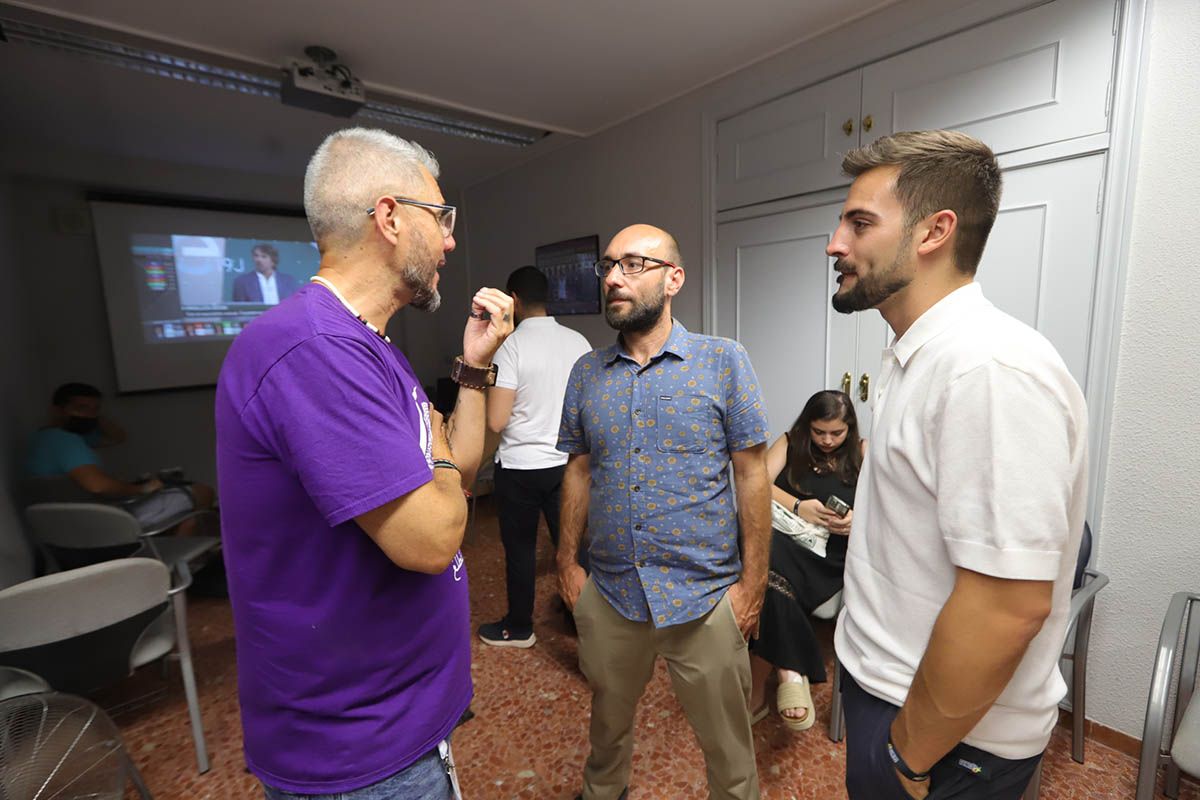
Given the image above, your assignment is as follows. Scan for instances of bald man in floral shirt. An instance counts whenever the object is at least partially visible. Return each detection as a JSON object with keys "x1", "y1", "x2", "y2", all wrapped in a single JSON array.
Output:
[{"x1": 556, "y1": 225, "x2": 771, "y2": 800}]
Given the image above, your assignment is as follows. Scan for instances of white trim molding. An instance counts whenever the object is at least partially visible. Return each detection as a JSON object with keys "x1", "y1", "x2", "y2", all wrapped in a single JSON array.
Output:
[{"x1": 1082, "y1": 0, "x2": 1151, "y2": 553}]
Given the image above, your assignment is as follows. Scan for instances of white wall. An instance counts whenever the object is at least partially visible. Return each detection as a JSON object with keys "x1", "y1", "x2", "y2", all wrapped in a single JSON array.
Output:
[
  {"x1": 464, "y1": 97, "x2": 703, "y2": 346},
  {"x1": 464, "y1": 0, "x2": 1197, "y2": 741},
  {"x1": 1088, "y1": 0, "x2": 1200, "y2": 739},
  {"x1": 0, "y1": 176, "x2": 38, "y2": 587}
]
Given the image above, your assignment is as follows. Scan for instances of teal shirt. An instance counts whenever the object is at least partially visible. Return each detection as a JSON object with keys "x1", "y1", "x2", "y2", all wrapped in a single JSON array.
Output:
[{"x1": 26, "y1": 428, "x2": 99, "y2": 477}]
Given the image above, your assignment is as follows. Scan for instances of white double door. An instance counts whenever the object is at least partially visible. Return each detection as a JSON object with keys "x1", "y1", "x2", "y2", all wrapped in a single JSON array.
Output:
[{"x1": 714, "y1": 154, "x2": 1106, "y2": 441}]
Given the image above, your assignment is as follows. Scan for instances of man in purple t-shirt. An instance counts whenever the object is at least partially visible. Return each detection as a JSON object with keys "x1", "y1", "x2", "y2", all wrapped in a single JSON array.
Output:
[{"x1": 216, "y1": 128, "x2": 514, "y2": 799}]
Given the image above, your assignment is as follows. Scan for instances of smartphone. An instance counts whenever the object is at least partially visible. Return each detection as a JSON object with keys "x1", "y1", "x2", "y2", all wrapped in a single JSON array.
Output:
[{"x1": 825, "y1": 495, "x2": 851, "y2": 517}]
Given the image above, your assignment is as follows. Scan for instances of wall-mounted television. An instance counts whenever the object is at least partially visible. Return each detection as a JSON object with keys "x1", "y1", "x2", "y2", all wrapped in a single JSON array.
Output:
[{"x1": 535, "y1": 235, "x2": 601, "y2": 316}]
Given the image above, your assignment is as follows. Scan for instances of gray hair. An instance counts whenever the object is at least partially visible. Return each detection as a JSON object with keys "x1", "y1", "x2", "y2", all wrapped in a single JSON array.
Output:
[{"x1": 303, "y1": 128, "x2": 441, "y2": 247}]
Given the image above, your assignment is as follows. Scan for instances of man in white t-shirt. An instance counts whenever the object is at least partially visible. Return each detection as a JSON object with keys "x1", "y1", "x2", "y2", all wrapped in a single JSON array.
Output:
[
  {"x1": 827, "y1": 131, "x2": 1088, "y2": 800},
  {"x1": 478, "y1": 266, "x2": 592, "y2": 648}
]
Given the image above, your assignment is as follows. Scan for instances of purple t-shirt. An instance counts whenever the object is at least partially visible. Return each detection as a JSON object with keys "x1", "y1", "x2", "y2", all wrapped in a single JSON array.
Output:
[{"x1": 215, "y1": 284, "x2": 471, "y2": 794}]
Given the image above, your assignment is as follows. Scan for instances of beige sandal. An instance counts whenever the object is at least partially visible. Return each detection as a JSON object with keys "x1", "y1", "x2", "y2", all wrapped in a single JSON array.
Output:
[{"x1": 776, "y1": 676, "x2": 815, "y2": 731}]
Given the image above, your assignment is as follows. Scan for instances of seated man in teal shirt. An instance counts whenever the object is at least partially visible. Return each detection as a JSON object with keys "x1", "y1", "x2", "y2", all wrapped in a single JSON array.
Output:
[{"x1": 26, "y1": 382, "x2": 214, "y2": 529}]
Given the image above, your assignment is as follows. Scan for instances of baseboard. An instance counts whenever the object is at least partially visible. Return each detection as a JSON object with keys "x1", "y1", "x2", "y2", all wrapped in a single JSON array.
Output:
[
  {"x1": 1058, "y1": 709, "x2": 1141, "y2": 758},
  {"x1": 1058, "y1": 709, "x2": 1200, "y2": 790}
]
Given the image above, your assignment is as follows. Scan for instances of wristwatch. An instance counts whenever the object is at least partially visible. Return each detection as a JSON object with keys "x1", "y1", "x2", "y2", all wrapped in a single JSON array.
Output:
[{"x1": 450, "y1": 356, "x2": 498, "y2": 389}]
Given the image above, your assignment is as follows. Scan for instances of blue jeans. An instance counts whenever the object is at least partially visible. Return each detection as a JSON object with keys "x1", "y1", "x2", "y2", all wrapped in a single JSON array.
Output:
[{"x1": 262, "y1": 746, "x2": 454, "y2": 800}]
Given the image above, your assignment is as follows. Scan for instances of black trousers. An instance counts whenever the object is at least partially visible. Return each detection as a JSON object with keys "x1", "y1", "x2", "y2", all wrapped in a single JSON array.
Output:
[
  {"x1": 842, "y1": 669, "x2": 1043, "y2": 800},
  {"x1": 495, "y1": 462, "x2": 587, "y2": 629}
]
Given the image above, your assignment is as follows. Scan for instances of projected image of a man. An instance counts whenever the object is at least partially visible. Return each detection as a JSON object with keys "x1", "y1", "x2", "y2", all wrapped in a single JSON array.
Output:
[{"x1": 233, "y1": 243, "x2": 300, "y2": 304}]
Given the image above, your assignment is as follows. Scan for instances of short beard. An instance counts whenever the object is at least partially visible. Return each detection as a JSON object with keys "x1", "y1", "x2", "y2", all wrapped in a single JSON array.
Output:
[
  {"x1": 831, "y1": 231, "x2": 913, "y2": 314},
  {"x1": 605, "y1": 280, "x2": 666, "y2": 333},
  {"x1": 405, "y1": 264, "x2": 441, "y2": 312},
  {"x1": 400, "y1": 235, "x2": 441, "y2": 313}
]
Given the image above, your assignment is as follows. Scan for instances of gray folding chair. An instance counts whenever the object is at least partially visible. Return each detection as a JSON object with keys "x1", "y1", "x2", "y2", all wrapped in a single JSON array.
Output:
[
  {"x1": 1136, "y1": 591, "x2": 1200, "y2": 800},
  {"x1": 0, "y1": 558, "x2": 209, "y2": 773},
  {"x1": 1061, "y1": 522, "x2": 1110, "y2": 763},
  {"x1": 1021, "y1": 524, "x2": 1110, "y2": 797},
  {"x1": 814, "y1": 589, "x2": 846, "y2": 742},
  {"x1": 25, "y1": 502, "x2": 218, "y2": 575},
  {"x1": 0, "y1": 666, "x2": 50, "y2": 701}
]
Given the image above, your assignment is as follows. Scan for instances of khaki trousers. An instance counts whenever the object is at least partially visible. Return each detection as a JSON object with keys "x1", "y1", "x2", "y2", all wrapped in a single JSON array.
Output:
[{"x1": 574, "y1": 578, "x2": 760, "y2": 800}]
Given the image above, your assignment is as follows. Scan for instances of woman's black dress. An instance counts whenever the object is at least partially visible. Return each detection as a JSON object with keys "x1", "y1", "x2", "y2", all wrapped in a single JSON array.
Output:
[{"x1": 749, "y1": 436, "x2": 857, "y2": 683}]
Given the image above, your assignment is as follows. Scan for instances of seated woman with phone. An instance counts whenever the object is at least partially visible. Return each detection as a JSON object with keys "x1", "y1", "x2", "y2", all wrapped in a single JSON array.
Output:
[{"x1": 749, "y1": 390, "x2": 864, "y2": 731}]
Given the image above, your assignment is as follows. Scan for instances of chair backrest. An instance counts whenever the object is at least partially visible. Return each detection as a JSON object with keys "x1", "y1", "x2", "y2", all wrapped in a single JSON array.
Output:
[
  {"x1": 1074, "y1": 522, "x2": 1093, "y2": 591},
  {"x1": 25, "y1": 503, "x2": 142, "y2": 552},
  {"x1": 0, "y1": 666, "x2": 51, "y2": 701},
  {"x1": 0, "y1": 559, "x2": 170, "y2": 694}
]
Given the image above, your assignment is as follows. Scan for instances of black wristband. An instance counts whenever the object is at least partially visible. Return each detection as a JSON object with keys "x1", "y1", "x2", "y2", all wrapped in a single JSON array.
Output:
[
  {"x1": 886, "y1": 733, "x2": 930, "y2": 782},
  {"x1": 432, "y1": 459, "x2": 460, "y2": 474},
  {"x1": 792, "y1": 497, "x2": 801, "y2": 516}
]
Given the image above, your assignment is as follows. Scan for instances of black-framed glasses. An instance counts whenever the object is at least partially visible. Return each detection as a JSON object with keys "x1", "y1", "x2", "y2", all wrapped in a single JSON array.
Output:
[
  {"x1": 367, "y1": 196, "x2": 457, "y2": 237},
  {"x1": 594, "y1": 255, "x2": 676, "y2": 277}
]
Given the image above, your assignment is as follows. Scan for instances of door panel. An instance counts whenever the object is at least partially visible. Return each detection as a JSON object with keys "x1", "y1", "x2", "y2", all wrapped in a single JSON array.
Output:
[
  {"x1": 851, "y1": 309, "x2": 890, "y2": 436},
  {"x1": 716, "y1": 71, "x2": 862, "y2": 210},
  {"x1": 861, "y1": 0, "x2": 1116, "y2": 156},
  {"x1": 977, "y1": 154, "x2": 1106, "y2": 389},
  {"x1": 716, "y1": 202, "x2": 842, "y2": 438}
]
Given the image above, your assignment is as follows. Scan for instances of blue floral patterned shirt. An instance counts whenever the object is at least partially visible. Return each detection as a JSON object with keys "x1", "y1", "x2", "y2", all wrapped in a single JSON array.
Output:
[{"x1": 557, "y1": 321, "x2": 769, "y2": 627}]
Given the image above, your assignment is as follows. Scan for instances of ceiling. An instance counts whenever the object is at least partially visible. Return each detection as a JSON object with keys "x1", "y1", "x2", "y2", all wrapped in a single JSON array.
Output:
[{"x1": 0, "y1": 0, "x2": 894, "y2": 193}]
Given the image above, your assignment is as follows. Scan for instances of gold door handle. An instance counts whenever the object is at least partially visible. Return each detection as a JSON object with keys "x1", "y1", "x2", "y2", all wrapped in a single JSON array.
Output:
[
  {"x1": 859, "y1": 373, "x2": 870, "y2": 402},
  {"x1": 862, "y1": 115, "x2": 874, "y2": 133},
  {"x1": 841, "y1": 372, "x2": 852, "y2": 395},
  {"x1": 842, "y1": 118, "x2": 854, "y2": 137}
]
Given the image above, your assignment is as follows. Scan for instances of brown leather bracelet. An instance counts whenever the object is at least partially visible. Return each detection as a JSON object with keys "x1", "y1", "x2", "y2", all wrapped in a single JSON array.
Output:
[{"x1": 450, "y1": 356, "x2": 497, "y2": 389}]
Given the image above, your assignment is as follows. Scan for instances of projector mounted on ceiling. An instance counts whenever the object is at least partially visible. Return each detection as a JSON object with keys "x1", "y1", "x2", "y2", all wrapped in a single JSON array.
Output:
[
  {"x1": 281, "y1": 45, "x2": 365, "y2": 118},
  {"x1": 1, "y1": 12, "x2": 547, "y2": 146}
]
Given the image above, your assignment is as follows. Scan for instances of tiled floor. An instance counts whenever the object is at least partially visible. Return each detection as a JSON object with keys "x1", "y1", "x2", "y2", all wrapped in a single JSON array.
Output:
[{"x1": 106, "y1": 504, "x2": 1196, "y2": 799}]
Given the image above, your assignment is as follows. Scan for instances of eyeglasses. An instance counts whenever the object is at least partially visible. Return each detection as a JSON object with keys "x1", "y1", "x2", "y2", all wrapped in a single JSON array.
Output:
[
  {"x1": 594, "y1": 255, "x2": 676, "y2": 277},
  {"x1": 367, "y1": 196, "x2": 457, "y2": 237}
]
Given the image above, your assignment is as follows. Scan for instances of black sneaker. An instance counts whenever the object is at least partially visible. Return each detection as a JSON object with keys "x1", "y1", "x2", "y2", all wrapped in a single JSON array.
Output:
[{"x1": 477, "y1": 620, "x2": 536, "y2": 648}]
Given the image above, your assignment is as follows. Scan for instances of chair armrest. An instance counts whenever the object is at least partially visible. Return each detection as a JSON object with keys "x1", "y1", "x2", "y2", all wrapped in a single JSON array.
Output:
[
  {"x1": 139, "y1": 507, "x2": 217, "y2": 538},
  {"x1": 1069, "y1": 569, "x2": 1110, "y2": 622},
  {"x1": 167, "y1": 560, "x2": 194, "y2": 596}
]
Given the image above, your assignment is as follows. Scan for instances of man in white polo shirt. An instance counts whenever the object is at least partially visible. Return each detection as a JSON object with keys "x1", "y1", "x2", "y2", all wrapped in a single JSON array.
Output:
[
  {"x1": 827, "y1": 130, "x2": 1088, "y2": 800},
  {"x1": 478, "y1": 266, "x2": 592, "y2": 647}
]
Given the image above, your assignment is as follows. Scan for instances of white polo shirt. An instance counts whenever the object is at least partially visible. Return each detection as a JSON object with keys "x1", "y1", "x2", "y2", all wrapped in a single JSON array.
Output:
[
  {"x1": 834, "y1": 282, "x2": 1088, "y2": 759},
  {"x1": 492, "y1": 316, "x2": 592, "y2": 470}
]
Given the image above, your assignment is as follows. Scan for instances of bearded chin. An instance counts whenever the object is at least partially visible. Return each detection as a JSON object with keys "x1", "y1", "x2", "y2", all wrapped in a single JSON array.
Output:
[
  {"x1": 830, "y1": 234, "x2": 913, "y2": 314},
  {"x1": 606, "y1": 292, "x2": 666, "y2": 332},
  {"x1": 404, "y1": 265, "x2": 441, "y2": 313}
]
